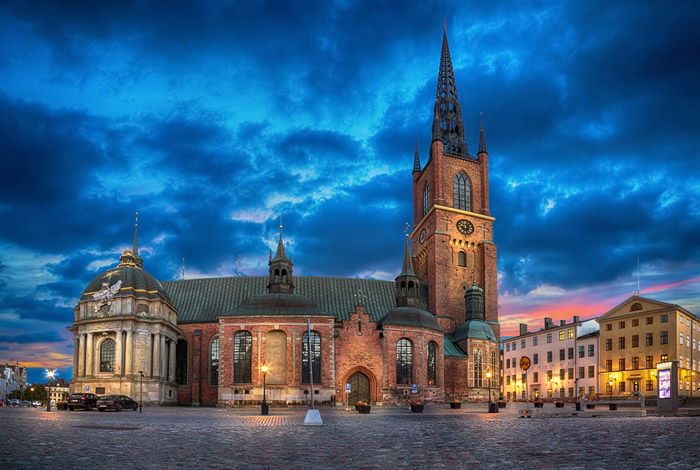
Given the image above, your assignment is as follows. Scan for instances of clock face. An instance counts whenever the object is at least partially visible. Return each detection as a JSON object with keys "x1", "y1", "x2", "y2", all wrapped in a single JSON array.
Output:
[
  {"x1": 456, "y1": 219, "x2": 474, "y2": 235},
  {"x1": 419, "y1": 228, "x2": 426, "y2": 244}
]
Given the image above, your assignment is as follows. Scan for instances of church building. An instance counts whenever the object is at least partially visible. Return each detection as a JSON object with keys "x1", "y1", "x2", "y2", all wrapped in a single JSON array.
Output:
[{"x1": 68, "y1": 30, "x2": 501, "y2": 406}]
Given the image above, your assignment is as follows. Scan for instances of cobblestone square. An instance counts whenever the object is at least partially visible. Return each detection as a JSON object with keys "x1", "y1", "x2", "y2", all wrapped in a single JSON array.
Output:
[{"x1": 2, "y1": 404, "x2": 699, "y2": 469}]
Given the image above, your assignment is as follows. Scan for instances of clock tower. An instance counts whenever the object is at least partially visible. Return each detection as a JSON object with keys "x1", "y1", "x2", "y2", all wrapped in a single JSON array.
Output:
[{"x1": 410, "y1": 28, "x2": 498, "y2": 337}]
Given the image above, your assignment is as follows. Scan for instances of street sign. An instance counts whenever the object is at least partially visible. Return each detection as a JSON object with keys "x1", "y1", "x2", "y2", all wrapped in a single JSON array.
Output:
[
  {"x1": 411, "y1": 384, "x2": 418, "y2": 394},
  {"x1": 85, "y1": 385, "x2": 90, "y2": 391},
  {"x1": 520, "y1": 356, "x2": 531, "y2": 371},
  {"x1": 345, "y1": 383, "x2": 351, "y2": 392}
]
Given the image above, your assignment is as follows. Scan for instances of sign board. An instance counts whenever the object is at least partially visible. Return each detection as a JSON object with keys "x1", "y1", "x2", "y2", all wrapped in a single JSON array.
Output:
[
  {"x1": 658, "y1": 369, "x2": 671, "y2": 399},
  {"x1": 345, "y1": 383, "x2": 351, "y2": 392},
  {"x1": 411, "y1": 384, "x2": 418, "y2": 394},
  {"x1": 85, "y1": 385, "x2": 90, "y2": 392},
  {"x1": 519, "y1": 356, "x2": 531, "y2": 371}
]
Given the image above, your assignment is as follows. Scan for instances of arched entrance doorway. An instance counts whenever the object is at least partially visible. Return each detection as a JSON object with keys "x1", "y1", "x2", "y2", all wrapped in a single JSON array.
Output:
[{"x1": 347, "y1": 371, "x2": 370, "y2": 405}]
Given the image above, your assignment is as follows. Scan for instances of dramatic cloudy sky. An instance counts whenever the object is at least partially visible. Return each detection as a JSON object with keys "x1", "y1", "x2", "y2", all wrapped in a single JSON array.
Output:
[{"x1": 1, "y1": 1, "x2": 699, "y2": 383}]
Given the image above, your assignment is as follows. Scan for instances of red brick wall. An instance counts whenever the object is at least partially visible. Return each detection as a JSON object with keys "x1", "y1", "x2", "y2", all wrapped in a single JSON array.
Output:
[{"x1": 178, "y1": 322, "x2": 219, "y2": 406}]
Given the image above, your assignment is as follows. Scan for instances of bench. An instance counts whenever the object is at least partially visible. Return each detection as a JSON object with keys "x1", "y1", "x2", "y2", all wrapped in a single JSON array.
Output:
[{"x1": 581, "y1": 392, "x2": 645, "y2": 411}]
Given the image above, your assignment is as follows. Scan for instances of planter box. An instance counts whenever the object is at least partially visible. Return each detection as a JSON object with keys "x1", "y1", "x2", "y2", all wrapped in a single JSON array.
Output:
[
  {"x1": 497, "y1": 401, "x2": 506, "y2": 408},
  {"x1": 449, "y1": 402, "x2": 461, "y2": 409},
  {"x1": 357, "y1": 405, "x2": 371, "y2": 414},
  {"x1": 488, "y1": 402, "x2": 499, "y2": 413},
  {"x1": 533, "y1": 402, "x2": 544, "y2": 408},
  {"x1": 555, "y1": 402, "x2": 565, "y2": 408},
  {"x1": 410, "y1": 404, "x2": 424, "y2": 413}
]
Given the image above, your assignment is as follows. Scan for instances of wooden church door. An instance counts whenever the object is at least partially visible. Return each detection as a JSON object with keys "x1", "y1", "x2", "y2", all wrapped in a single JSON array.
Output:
[{"x1": 347, "y1": 371, "x2": 370, "y2": 404}]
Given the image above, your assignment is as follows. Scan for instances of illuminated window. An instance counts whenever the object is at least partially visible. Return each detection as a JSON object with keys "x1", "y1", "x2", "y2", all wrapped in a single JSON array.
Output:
[
  {"x1": 559, "y1": 331, "x2": 565, "y2": 341},
  {"x1": 568, "y1": 329, "x2": 574, "y2": 339},
  {"x1": 234, "y1": 331, "x2": 252, "y2": 383},
  {"x1": 427, "y1": 341, "x2": 437, "y2": 385},
  {"x1": 473, "y1": 348, "x2": 483, "y2": 387},
  {"x1": 301, "y1": 331, "x2": 321, "y2": 384},
  {"x1": 396, "y1": 339, "x2": 413, "y2": 384},
  {"x1": 100, "y1": 339, "x2": 115, "y2": 373},
  {"x1": 661, "y1": 354, "x2": 668, "y2": 362},
  {"x1": 547, "y1": 370, "x2": 552, "y2": 380},
  {"x1": 453, "y1": 171, "x2": 471, "y2": 211},
  {"x1": 210, "y1": 337, "x2": 219, "y2": 385}
]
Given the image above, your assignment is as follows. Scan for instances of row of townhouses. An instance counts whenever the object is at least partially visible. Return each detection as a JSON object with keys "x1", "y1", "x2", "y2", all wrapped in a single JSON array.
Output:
[
  {"x1": 0, "y1": 363, "x2": 28, "y2": 400},
  {"x1": 501, "y1": 295, "x2": 700, "y2": 401}
]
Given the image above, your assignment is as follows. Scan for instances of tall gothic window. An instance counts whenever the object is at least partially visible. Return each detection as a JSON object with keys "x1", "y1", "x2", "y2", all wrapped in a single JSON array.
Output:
[
  {"x1": 453, "y1": 171, "x2": 471, "y2": 211},
  {"x1": 210, "y1": 337, "x2": 219, "y2": 386},
  {"x1": 491, "y1": 350, "x2": 497, "y2": 379},
  {"x1": 427, "y1": 341, "x2": 437, "y2": 385},
  {"x1": 176, "y1": 339, "x2": 188, "y2": 385},
  {"x1": 301, "y1": 331, "x2": 321, "y2": 384},
  {"x1": 473, "y1": 348, "x2": 483, "y2": 387},
  {"x1": 100, "y1": 339, "x2": 115, "y2": 372},
  {"x1": 396, "y1": 339, "x2": 413, "y2": 384},
  {"x1": 233, "y1": 331, "x2": 252, "y2": 383},
  {"x1": 423, "y1": 183, "x2": 430, "y2": 216}
]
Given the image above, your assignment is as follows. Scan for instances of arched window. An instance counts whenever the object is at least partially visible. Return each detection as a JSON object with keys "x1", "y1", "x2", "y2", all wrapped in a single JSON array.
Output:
[
  {"x1": 457, "y1": 251, "x2": 467, "y2": 267},
  {"x1": 491, "y1": 350, "x2": 497, "y2": 376},
  {"x1": 396, "y1": 339, "x2": 413, "y2": 384},
  {"x1": 630, "y1": 302, "x2": 642, "y2": 312},
  {"x1": 301, "y1": 331, "x2": 321, "y2": 384},
  {"x1": 234, "y1": 331, "x2": 252, "y2": 383},
  {"x1": 210, "y1": 337, "x2": 219, "y2": 386},
  {"x1": 453, "y1": 171, "x2": 471, "y2": 211},
  {"x1": 423, "y1": 183, "x2": 430, "y2": 216},
  {"x1": 427, "y1": 341, "x2": 437, "y2": 385},
  {"x1": 176, "y1": 339, "x2": 188, "y2": 385},
  {"x1": 100, "y1": 339, "x2": 115, "y2": 372},
  {"x1": 473, "y1": 348, "x2": 483, "y2": 387}
]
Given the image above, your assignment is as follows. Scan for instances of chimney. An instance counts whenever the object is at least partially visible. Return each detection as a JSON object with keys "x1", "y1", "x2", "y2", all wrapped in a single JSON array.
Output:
[
  {"x1": 573, "y1": 315, "x2": 580, "y2": 323},
  {"x1": 560, "y1": 319, "x2": 566, "y2": 326},
  {"x1": 544, "y1": 317, "x2": 553, "y2": 329},
  {"x1": 519, "y1": 323, "x2": 528, "y2": 336}
]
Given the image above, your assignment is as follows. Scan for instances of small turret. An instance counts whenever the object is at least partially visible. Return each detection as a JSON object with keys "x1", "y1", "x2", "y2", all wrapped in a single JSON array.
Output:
[
  {"x1": 395, "y1": 238, "x2": 420, "y2": 308},
  {"x1": 267, "y1": 221, "x2": 294, "y2": 294},
  {"x1": 465, "y1": 283, "x2": 485, "y2": 321}
]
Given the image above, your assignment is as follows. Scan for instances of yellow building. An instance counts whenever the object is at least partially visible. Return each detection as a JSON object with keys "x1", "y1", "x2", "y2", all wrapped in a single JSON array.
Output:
[
  {"x1": 48, "y1": 385, "x2": 70, "y2": 404},
  {"x1": 597, "y1": 296, "x2": 699, "y2": 397}
]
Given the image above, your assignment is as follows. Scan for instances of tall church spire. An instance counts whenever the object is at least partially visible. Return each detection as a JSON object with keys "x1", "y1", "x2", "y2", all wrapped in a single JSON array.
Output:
[
  {"x1": 478, "y1": 113, "x2": 487, "y2": 154},
  {"x1": 431, "y1": 25, "x2": 468, "y2": 157},
  {"x1": 131, "y1": 211, "x2": 143, "y2": 268},
  {"x1": 268, "y1": 219, "x2": 294, "y2": 294},
  {"x1": 395, "y1": 237, "x2": 420, "y2": 308},
  {"x1": 413, "y1": 138, "x2": 421, "y2": 172}
]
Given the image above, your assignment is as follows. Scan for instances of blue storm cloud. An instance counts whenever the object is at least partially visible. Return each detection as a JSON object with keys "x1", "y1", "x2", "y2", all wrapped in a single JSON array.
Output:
[{"x1": 0, "y1": 1, "x2": 698, "y2": 365}]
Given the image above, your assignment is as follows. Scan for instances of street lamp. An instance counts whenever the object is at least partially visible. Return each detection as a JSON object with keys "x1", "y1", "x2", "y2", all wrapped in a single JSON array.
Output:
[
  {"x1": 260, "y1": 365, "x2": 269, "y2": 415},
  {"x1": 46, "y1": 369, "x2": 55, "y2": 412},
  {"x1": 486, "y1": 371, "x2": 496, "y2": 413},
  {"x1": 138, "y1": 371, "x2": 144, "y2": 413}
]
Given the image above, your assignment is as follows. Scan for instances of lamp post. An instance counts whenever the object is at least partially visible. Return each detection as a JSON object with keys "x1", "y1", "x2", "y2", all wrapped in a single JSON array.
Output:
[
  {"x1": 486, "y1": 371, "x2": 497, "y2": 413},
  {"x1": 46, "y1": 369, "x2": 55, "y2": 412},
  {"x1": 138, "y1": 371, "x2": 144, "y2": 413},
  {"x1": 260, "y1": 365, "x2": 269, "y2": 415}
]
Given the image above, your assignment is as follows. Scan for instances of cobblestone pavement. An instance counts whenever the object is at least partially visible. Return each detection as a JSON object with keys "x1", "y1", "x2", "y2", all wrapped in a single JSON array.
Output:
[{"x1": 2, "y1": 403, "x2": 699, "y2": 469}]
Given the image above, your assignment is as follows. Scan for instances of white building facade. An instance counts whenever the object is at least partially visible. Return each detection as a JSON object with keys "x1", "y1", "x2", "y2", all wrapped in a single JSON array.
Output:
[
  {"x1": 502, "y1": 317, "x2": 599, "y2": 401},
  {"x1": 0, "y1": 363, "x2": 27, "y2": 400}
]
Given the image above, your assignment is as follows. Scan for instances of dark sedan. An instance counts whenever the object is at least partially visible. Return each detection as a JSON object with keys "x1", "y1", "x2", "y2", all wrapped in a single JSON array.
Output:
[
  {"x1": 67, "y1": 393, "x2": 100, "y2": 411},
  {"x1": 97, "y1": 395, "x2": 139, "y2": 412}
]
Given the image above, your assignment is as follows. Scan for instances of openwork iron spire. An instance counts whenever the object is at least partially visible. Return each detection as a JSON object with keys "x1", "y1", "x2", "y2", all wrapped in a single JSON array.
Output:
[
  {"x1": 413, "y1": 138, "x2": 421, "y2": 172},
  {"x1": 478, "y1": 112, "x2": 487, "y2": 154},
  {"x1": 133, "y1": 211, "x2": 139, "y2": 256},
  {"x1": 431, "y1": 28, "x2": 468, "y2": 157}
]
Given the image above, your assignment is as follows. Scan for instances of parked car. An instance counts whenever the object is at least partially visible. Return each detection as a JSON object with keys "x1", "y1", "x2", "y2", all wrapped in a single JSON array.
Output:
[
  {"x1": 67, "y1": 393, "x2": 100, "y2": 411},
  {"x1": 32, "y1": 401, "x2": 41, "y2": 407},
  {"x1": 97, "y1": 395, "x2": 139, "y2": 412},
  {"x1": 7, "y1": 399, "x2": 20, "y2": 406}
]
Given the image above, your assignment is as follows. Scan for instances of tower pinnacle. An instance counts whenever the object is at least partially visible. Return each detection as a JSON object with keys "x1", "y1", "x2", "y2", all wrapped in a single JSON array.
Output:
[
  {"x1": 478, "y1": 113, "x2": 487, "y2": 154},
  {"x1": 431, "y1": 27, "x2": 468, "y2": 157},
  {"x1": 413, "y1": 137, "x2": 421, "y2": 172}
]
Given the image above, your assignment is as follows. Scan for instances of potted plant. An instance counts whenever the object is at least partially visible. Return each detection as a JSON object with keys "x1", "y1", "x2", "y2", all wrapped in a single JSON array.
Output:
[
  {"x1": 410, "y1": 401, "x2": 424, "y2": 413},
  {"x1": 449, "y1": 400, "x2": 461, "y2": 409},
  {"x1": 533, "y1": 399, "x2": 544, "y2": 408},
  {"x1": 356, "y1": 401, "x2": 371, "y2": 414},
  {"x1": 497, "y1": 398, "x2": 507, "y2": 408},
  {"x1": 554, "y1": 400, "x2": 565, "y2": 408}
]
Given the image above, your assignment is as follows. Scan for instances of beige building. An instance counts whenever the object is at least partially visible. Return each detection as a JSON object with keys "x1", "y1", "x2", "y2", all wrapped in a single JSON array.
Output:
[
  {"x1": 596, "y1": 295, "x2": 699, "y2": 397},
  {"x1": 48, "y1": 384, "x2": 70, "y2": 404},
  {"x1": 68, "y1": 244, "x2": 181, "y2": 404}
]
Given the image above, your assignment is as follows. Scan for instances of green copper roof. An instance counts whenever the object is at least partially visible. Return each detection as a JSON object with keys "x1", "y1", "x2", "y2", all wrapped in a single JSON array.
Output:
[
  {"x1": 443, "y1": 336, "x2": 467, "y2": 357},
  {"x1": 378, "y1": 307, "x2": 442, "y2": 332},
  {"x1": 227, "y1": 293, "x2": 333, "y2": 317},
  {"x1": 453, "y1": 320, "x2": 497, "y2": 342},
  {"x1": 163, "y1": 276, "x2": 400, "y2": 324}
]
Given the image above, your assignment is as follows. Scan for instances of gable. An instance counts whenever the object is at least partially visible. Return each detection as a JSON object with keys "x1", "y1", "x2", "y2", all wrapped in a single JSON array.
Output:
[{"x1": 597, "y1": 296, "x2": 680, "y2": 322}]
